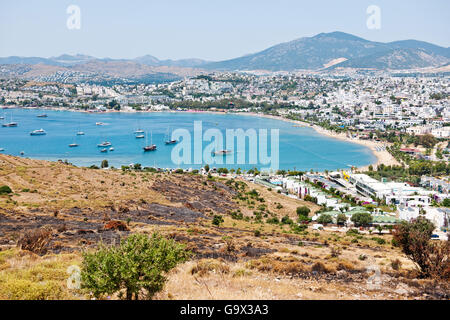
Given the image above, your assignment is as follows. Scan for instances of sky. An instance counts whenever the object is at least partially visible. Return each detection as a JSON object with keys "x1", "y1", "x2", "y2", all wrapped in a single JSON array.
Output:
[{"x1": 0, "y1": 0, "x2": 449, "y2": 61}]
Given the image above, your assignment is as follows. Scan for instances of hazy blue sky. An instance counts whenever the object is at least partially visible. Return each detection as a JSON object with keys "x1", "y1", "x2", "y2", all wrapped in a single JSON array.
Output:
[{"x1": 0, "y1": 0, "x2": 449, "y2": 60}]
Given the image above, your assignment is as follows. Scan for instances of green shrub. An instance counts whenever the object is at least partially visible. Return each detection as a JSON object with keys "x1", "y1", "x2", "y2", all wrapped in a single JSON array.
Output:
[
  {"x1": 296, "y1": 206, "x2": 310, "y2": 217},
  {"x1": 372, "y1": 237, "x2": 386, "y2": 245},
  {"x1": 291, "y1": 224, "x2": 307, "y2": 233},
  {"x1": 212, "y1": 215, "x2": 224, "y2": 226},
  {"x1": 346, "y1": 228, "x2": 360, "y2": 236},
  {"x1": 266, "y1": 217, "x2": 279, "y2": 224},
  {"x1": 0, "y1": 185, "x2": 12, "y2": 195},
  {"x1": 101, "y1": 160, "x2": 109, "y2": 168},
  {"x1": 81, "y1": 233, "x2": 190, "y2": 300},
  {"x1": 317, "y1": 214, "x2": 333, "y2": 225},
  {"x1": 297, "y1": 214, "x2": 311, "y2": 223},
  {"x1": 281, "y1": 215, "x2": 294, "y2": 225},
  {"x1": 351, "y1": 212, "x2": 373, "y2": 227}
]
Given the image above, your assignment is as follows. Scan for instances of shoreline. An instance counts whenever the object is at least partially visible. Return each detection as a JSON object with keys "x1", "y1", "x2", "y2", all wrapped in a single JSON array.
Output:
[
  {"x1": 2, "y1": 106, "x2": 398, "y2": 170},
  {"x1": 240, "y1": 112, "x2": 400, "y2": 170}
]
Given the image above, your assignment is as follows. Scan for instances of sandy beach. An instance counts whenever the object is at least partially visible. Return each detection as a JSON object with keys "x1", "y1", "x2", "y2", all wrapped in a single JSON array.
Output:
[{"x1": 241, "y1": 112, "x2": 400, "y2": 171}]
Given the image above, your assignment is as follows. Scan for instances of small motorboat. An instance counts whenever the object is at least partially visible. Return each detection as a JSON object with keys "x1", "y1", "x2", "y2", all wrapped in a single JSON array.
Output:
[
  {"x1": 0, "y1": 148, "x2": 4, "y2": 152},
  {"x1": 30, "y1": 128, "x2": 46, "y2": 136},
  {"x1": 69, "y1": 143, "x2": 79, "y2": 147},
  {"x1": 164, "y1": 139, "x2": 178, "y2": 145},
  {"x1": 96, "y1": 122, "x2": 105, "y2": 126},
  {"x1": 134, "y1": 129, "x2": 144, "y2": 134},
  {"x1": 37, "y1": 114, "x2": 48, "y2": 118},
  {"x1": 97, "y1": 141, "x2": 112, "y2": 147},
  {"x1": 100, "y1": 148, "x2": 108, "y2": 153},
  {"x1": 76, "y1": 131, "x2": 85, "y2": 135},
  {"x1": 109, "y1": 147, "x2": 114, "y2": 151},
  {"x1": 136, "y1": 134, "x2": 145, "y2": 139},
  {"x1": 212, "y1": 150, "x2": 233, "y2": 156}
]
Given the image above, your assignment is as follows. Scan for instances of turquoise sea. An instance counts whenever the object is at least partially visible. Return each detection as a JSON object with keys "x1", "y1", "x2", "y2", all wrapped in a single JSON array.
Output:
[{"x1": 0, "y1": 108, "x2": 376, "y2": 171}]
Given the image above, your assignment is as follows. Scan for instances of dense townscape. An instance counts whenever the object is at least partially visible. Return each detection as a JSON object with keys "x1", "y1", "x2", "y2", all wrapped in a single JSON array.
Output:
[{"x1": 1, "y1": 70, "x2": 449, "y2": 240}]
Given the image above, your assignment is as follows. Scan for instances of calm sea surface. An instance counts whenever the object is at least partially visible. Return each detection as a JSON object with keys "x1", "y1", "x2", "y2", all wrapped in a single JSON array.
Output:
[{"x1": 0, "y1": 108, "x2": 376, "y2": 171}]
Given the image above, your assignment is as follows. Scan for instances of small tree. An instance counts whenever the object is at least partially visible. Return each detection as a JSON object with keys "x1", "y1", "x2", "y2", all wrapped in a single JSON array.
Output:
[
  {"x1": 101, "y1": 159, "x2": 109, "y2": 168},
  {"x1": 296, "y1": 206, "x2": 310, "y2": 217},
  {"x1": 212, "y1": 215, "x2": 224, "y2": 226},
  {"x1": 336, "y1": 213, "x2": 347, "y2": 226},
  {"x1": 81, "y1": 233, "x2": 190, "y2": 300},
  {"x1": 317, "y1": 214, "x2": 333, "y2": 225},
  {"x1": 376, "y1": 225, "x2": 383, "y2": 235},
  {"x1": 393, "y1": 216, "x2": 449, "y2": 279},
  {"x1": 351, "y1": 212, "x2": 373, "y2": 227},
  {"x1": 204, "y1": 164, "x2": 210, "y2": 173}
]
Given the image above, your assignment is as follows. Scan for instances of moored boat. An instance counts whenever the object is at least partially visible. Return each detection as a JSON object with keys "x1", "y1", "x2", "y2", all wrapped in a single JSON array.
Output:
[
  {"x1": 97, "y1": 141, "x2": 112, "y2": 147},
  {"x1": 30, "y1": 128, "x2": 46, "y2": 136},
  {"x1": 164, "y1": 139, "x2": 178, "y2": 145},
  {"x1": 143, "y1": 131, "x2": 157, "y2": 152},
  {"x1": 2, "y1": 122, "x2": 17, "y2": 127},
  {"x1": 143, "y1": 145, "x2": 157, "y2": 151},
  {"x1": 212, "y1": 150, "x2": 233, "y2": 156},
  {"x1": 164, "y1": 127, "x2": 178, "y2": 145},
  {"x1": 2, "y1": 114, "x2": 17, "y2": 127}
]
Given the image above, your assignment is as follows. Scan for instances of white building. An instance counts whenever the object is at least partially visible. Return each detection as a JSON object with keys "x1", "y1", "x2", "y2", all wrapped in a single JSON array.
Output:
[
  {"x1": 431, "y1": 126, "x2": 450, "y2": 138},
  {"x1": 398, "y1": 207, "x2": 449, "y2": 231}
]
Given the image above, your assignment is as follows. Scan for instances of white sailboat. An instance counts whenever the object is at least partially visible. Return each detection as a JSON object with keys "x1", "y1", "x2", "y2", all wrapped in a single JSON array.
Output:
[
  {"x1": 69, "y1": 135, "x2": 79, "y2": 147},
  {"x1": 164, "y1": 127, "x2": 178, "y2": 145},
  {"x1": 2, "y1": 113, "x2": 17, "y2": 127}
]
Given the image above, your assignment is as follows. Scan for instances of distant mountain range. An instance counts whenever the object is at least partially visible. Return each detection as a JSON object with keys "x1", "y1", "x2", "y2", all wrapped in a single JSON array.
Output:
[
  {"x1": 204, "y1": 32, "x2": 450, "y2": 71},
  {"x1": 1, "y1": 32, "x2": 449, "y2": 73},
  {"x1": 0, "y1": 54, "x2": 210, "y2": 69}
]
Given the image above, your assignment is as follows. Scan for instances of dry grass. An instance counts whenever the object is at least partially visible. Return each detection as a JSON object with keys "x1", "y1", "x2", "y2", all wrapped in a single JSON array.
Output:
[
  {"x1": 17, "y1": 228, "x2": 52, "y2": 255},
  {"x1": 1, "y1": 154, "x2": 447, "y2": 300},
  {"x1": 190, "y1": 259, "x2": 231, "y2": 277},
  {"x1": 0, "y1": 154, "x2": 170, "y2": 212},
  {"x1": 0, "y1": 248, "x2": 82, "y2": 300}
]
